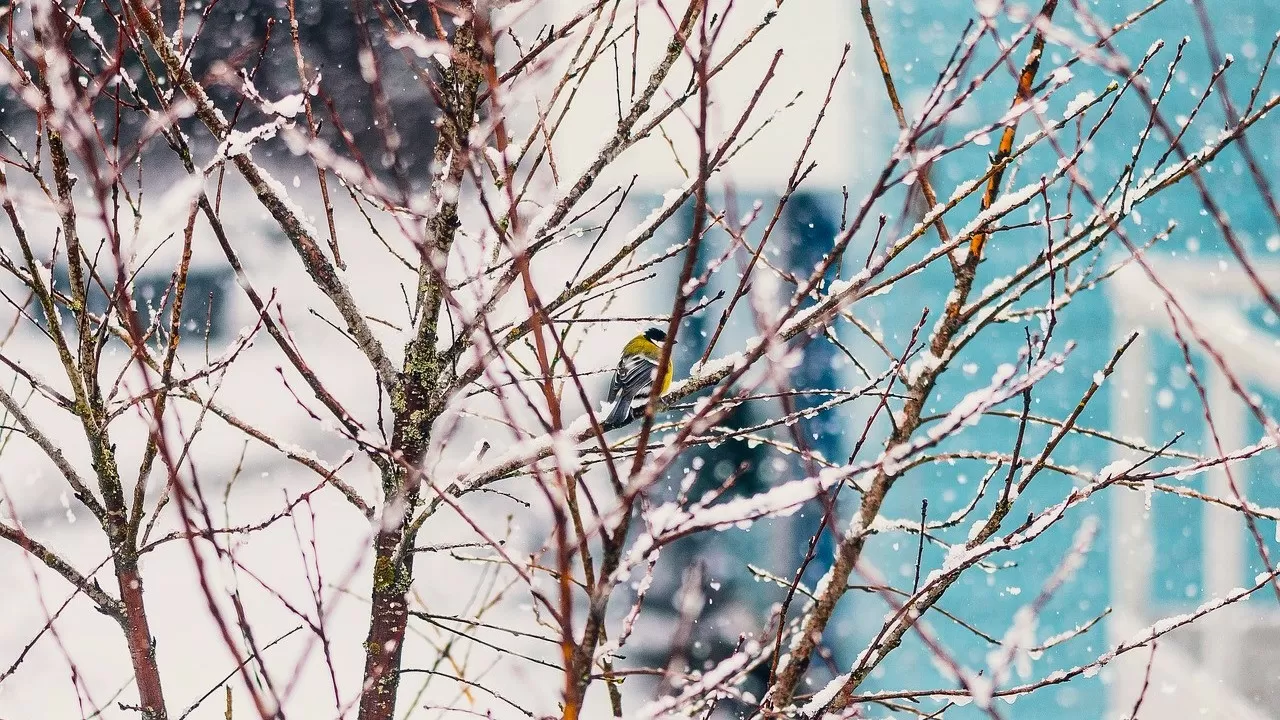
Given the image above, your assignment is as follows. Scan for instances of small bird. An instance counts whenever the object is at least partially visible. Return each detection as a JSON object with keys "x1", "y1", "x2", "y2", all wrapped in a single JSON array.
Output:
[{"x1": 602, "y1": 327, "x2": 675, "y2": 430}]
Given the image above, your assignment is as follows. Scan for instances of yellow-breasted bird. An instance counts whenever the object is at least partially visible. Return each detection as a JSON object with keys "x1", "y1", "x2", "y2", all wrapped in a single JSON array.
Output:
[{"x1": 602, "y1": 327, "x2": 675, "y2": 430}]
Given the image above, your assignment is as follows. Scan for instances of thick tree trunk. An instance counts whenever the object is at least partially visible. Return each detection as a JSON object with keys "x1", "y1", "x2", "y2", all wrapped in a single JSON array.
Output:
[
  {"x1": 116, "y1": 563, "x2": 168, "y2": 720},
  {"x1": 356, "y1": 527, "x2": 412, "y2": 720},
  {"x1": 355, "y1": 4, "x2": 483, "y2": 718}
]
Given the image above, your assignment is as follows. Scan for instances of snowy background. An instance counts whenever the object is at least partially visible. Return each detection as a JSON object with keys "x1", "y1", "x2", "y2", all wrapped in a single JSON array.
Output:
[{"x1": 2, "y1": 0, "x2": 1280, "y2": 718}]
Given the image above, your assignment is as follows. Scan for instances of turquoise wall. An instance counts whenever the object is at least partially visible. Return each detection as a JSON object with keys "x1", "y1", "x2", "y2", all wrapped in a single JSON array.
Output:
[{"x1": 624, "y1": 1, "x2": 1279, "y2": 716}]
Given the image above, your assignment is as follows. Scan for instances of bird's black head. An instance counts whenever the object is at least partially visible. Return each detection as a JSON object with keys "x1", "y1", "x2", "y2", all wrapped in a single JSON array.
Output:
[{"x1": 645, "y1": 327, "x2": 674, "y2": 344}]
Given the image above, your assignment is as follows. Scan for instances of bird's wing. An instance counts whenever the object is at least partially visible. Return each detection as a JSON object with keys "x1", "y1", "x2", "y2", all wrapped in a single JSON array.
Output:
[
  {"x1": 602, "y1": 355, "x2": 659, "y2": 429},
  {"x1": 609, "y1": 354, "x2": 658, "y2": 403},
  {"x1": 606, "y1": 359, "x2": 623, "y2": 403}
]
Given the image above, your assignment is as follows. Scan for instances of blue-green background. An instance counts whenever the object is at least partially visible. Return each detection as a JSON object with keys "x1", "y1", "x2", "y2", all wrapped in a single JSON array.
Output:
[{"x1": 635, "y1": 1, "x2": 1280, "y2": 716}]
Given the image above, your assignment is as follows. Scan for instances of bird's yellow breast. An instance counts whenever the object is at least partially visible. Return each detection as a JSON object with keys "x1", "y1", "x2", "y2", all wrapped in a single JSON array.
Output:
[{"x1": 658, "y1": 362, "x2": 673, "y2": 394}]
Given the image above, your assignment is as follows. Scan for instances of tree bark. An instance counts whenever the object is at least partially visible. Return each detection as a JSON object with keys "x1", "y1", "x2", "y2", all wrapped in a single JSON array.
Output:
[
  {"x1": 117, "y1": 562, "x2": 168, "y2": 719},
  {"x1": 357, "y1": 526, "x2": 412, "y2": 720}
]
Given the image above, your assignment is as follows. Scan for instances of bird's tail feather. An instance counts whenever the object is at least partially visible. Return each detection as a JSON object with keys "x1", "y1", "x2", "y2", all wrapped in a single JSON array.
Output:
[{"x1": 602, "y1": 394, "x2": 633, "y2": 430}]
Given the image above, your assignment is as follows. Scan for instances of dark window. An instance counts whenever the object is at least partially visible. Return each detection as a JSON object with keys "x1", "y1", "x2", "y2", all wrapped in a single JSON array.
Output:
[{"x1": 44, "y1": 264, "x2": 231, "y2": 341}]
